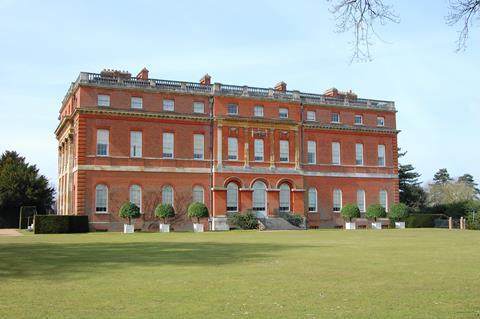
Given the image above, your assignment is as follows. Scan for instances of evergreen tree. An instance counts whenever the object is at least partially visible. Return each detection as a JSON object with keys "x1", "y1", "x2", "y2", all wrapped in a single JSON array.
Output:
[
  {"x1": 398, "y1": 150, "x2": 427, "y2": 209},
  {"x1": 458, "y1": 173, "x2": 480, "y2": 197},
  {"x1": 0, "y1": 151, "x2": 55, "y2": 227},
  {"x1": 433, "y1": 168, "x2": 453, "y2": 184}
]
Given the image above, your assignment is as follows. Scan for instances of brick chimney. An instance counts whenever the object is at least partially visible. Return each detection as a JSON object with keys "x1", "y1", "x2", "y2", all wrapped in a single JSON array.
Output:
[
  {"x1": 101, "y1": 69, "x2": 131, "y2": 79},
  {"x1": 136, "y1": 68, "x2": 149, "y2": 80},
  {"x1": 324, "y1": 88, "x2": 357, "y2": 100},
  {"x1": 200, "y1": 74, "x2": 211, "y2": 85},
  {"x1": 274, "y1": 81, "x2": 287, "y2": 92},
  {"x1": 324, "y1": 87, "x2": 339, "y2": 97}
]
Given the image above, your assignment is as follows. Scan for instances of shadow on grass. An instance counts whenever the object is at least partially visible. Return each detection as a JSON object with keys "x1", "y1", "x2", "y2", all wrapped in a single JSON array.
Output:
[{"x1": 0, "y1": 240, "x2": 304, "y2": 280}]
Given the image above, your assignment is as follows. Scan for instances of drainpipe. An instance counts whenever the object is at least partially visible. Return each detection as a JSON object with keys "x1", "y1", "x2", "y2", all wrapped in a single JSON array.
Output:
[{"x1": 209, "y1": 96, "x2": 214, "y2": 230}]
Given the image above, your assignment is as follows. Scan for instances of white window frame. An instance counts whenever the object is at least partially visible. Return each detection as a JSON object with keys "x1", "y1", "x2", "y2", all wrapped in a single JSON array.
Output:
[
  {"x1": 279, "y1": 140, "x2": 289, "y2": 162},
  {"x1": 193, "y1": 134, "x2": 204, "y2": 160},
  {"x1": 162, "y1": 185, "x2": 174, "y2": 206},
  {"x1": 279, "y1": 107, "x2": 289, "y2": 119},
  {"x1": 130, "y1": 131, "x2": 142, "y2": 158},
  {"x1": 228, "y1": 137, "x2": 238, "y2": 160},
  {"x1": 162, "y1": 132, "x2": 174, "y2": 158},
  {"x1": 193, "y1": 185, "x2": 205, "y2": 204},
  {"x1": 279, "y1": 184, "x2": 291, "y2": 212},
  {"x1": 97, "y1": 94, "x2": 110, "y2": 107},
  {"x1": 378, "y1": 144, "x2": 386, "y2": 167},
  {"x1": 95, "y1": 184, "x2": 108, "y2": 213},
  {"x1": 379, "y1": 190, "x2": 388, "y2": 211},
  {"x1": 377, "y1": 116, "x2": 385, "y2": 127},
  {"x1": 355, "y1": 143, "x2": 364, "y2": 166},
  {"x1": 129, "y1": 185, "x2": 142, "y2": 212},
  {"x1": 308, "y1": 188, "x2": 318, "y2": 212},
  {"x1": 193, "y1": 102, "x2": 205, "y2": 114},
  {"x1": 163, "y1": 99, "x2": 175, "y2": 112},
  {"x1": 331, "y1": 112, "x2": 340, "y2": 123},
  {"x1": 226, "y1": 182, "x2": 239, "y2": 212},
  {"x1": 306, "y1": 111, "x2": 316, "y2": 121},
  {"x1": 254, "y1": 139, "x2": 264, "y2": 161},
  {"x1": 332, "y1": 142, "x2": 341, "y2": 165},
  {"x1": 227, "y1": 104, "x2": 238, "y2": 115},
  {"x1": 254, "y1": 106, "x2": 264, "y2": 117},
  {"x1": 131, "y1": 97, "x2": 143, "y2": 109},
  {"x1": 96, "y1": 129, "x2": 109, "y2": 156},
  {"x1": 307, "y1": 141, "x2": 316, "y2": 164},
  {"x1": 357, "y1": 189, "x2": 366, "y2": 213},
  {"x1": 354, "y1": 114, "x2": 363, "y2": 125},
  {"x1": 333, "y1": 189, "x2": 342, "y2": 212}
]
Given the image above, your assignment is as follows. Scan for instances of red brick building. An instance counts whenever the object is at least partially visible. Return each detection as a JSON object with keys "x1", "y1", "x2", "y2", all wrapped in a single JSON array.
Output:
[{"x1": 55, "y1": 68, "x2": 399, "y2": 231}]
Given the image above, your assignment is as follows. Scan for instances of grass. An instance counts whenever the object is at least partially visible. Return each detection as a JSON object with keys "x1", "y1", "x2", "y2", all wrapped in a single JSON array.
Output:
[{"x1": 1, "y1": 229, "x2": 480, "y2": 318}]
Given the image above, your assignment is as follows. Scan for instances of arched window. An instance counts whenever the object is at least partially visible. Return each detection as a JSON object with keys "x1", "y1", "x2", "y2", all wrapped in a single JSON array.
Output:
[
  {"x1": 308, "y1": 188, "x2": 317, "y2": 212},
  {"x1": 252, "y1": 181, "x2": 267, "y2": 217},
  {"x1": 357, "y1": 189, "x2": 366, "y2": 212},
  {"x1": 333, "y1": 189, "x2": 342, "y2": 212},
  {"x1": 279, "y1": 183, "x2": 290, "y2": 212},
  {"x1": 379, "y1": 190, "x2": 388, "y2": 211},
  {"x1": 162, "y1": 185, "x2": 174, "y2": 205},
  {"x1": 95, "y1": 184, "x2": 108, "y2": 213},
  {"x1": 129, "y1": 185, "x2": 142, "y2": 211},
  {"x1": 226, "y1": 182, "x2": 239, "y2": 212},
  {"x1": 193, "y1": 185, "x2": 204, "y2": 204}
]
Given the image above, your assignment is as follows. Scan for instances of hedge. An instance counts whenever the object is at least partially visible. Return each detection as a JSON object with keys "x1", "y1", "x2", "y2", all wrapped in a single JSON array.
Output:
[
  {"x1": 19, "y1": 206, "x2": 37, "y2": 229},
  {"x1": 406, "y1": 213, "x2": 447, "y2": 228},
  {"x1": 34, "y1": 215, "x2": 89, "y2": 234}
]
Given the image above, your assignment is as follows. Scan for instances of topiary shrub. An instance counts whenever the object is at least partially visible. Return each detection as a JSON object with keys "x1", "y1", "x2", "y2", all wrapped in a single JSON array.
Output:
[
  {"x1": 119, "y1": 202, "x2": 140, "y2": 225},
  {"x1": 187, "y1": 202, "x2": 209, "y2": 223},
  {"x1": 154, "y1": 203, "x2": 175, "y2": 223},
  {"x1": 228, "y1": 211, "x2": 258, "y2": 230},
  {"x1": 366, "y1": 204, "x2": 387, "y2": 221},
  {"x1": 282, "y1": 213, "x2": 304, "y2": 227},
  {"x1": 340, "y1": 204, "x2": 360, "y2": 222},
  {"x1": 389, "y1": 203, "x2": 410, "y2": 222}
]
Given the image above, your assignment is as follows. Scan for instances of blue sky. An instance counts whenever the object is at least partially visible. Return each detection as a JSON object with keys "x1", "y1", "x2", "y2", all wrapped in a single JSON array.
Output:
[{"x1": 0, "y1": 0, "x2": 479, "y2": 188}]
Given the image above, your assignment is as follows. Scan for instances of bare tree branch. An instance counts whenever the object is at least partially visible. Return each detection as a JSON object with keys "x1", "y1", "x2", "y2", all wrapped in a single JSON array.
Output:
[
  {"x1": 446, "y1": 0, "x2": 480, "y2": 51},
  {"x1": 328, "y1": 0, "x2": 399, "y2": 62}
]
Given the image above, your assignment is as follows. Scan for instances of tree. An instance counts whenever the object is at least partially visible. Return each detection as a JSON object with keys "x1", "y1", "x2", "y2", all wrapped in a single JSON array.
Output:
[
  {"x1": 458, "y1": 173, "x2": 480, "y2": 197},
  {"x1": 433, "y1": 168, "x2": 453, "y2": 185},
  {"x1": 154, "y1": 203, "x2": 175, "y2": 224},
  {"x1": 340, "y1": 204, "x2": 361, "y2": 221},
  {"x1": 398, "y1": 150, "x2": 427, "y2": 209},
  {"x1": 389, "y1": 203, "x2": 410, "y2": 222},
  {"x1": 118, "y1": 202, "x2": 140, "y2": 225},
  {"x1": 187, "y1": 202, "x2": 209, "y2": 223},
  {"x1": 0, "y1": 151, "x2": 55, "y2": 228},
  {"x1": 428, "y1": 181, "x2": 476, "y2": 205},
  {"x1": 329, "y1": 0, "x2": 480, "y2": 61},
  {"x1": 365, "y1": 204, "x2": 386, "y2": 221}
]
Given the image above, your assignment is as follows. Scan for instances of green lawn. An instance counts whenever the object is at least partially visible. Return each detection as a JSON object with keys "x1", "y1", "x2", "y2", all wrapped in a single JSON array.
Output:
[{"x1": 1, "y1": 229, "x2": 479, "y2": 318}]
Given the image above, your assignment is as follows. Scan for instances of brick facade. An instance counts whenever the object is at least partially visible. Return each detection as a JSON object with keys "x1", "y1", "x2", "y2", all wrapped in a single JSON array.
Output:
[{"x1": 55, "y1": 69, "x2": 399, "y2": 231}]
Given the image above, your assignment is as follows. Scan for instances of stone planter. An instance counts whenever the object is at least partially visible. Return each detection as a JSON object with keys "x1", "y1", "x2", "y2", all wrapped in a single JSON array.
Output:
[
  {"x1": 345, "y1": 222, "x2": 356, "y2": 230},
  {"x1": 159, "y1": 223, "x2": 170, "y2": 233},
  {"x1": 371, "y1": 222, "x2": 382, "y2": 229},
  {"x1": 395, "y1": 221, "x2": 406, "y2": 229},
  {"x1": 123, "y1": 224, "x2": 134, "y2": 234},
  {"x1": 193, "y1": 223, "x2": 204, "y2": 233}
]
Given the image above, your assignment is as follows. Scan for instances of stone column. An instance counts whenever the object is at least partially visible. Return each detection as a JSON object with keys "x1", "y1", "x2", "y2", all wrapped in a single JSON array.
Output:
[
  {"x1": 294, "y1": 131, "x2": 300, "y2": 169},
  {"x1": 269, "y1": 128, "x2": 275, "y2": 169},
  {"x1": 217, "y1": 125, "x2": 223, "y2": 168},
  {"x1": 244, "y1": 127, "x2": 250, "y2": 168}
]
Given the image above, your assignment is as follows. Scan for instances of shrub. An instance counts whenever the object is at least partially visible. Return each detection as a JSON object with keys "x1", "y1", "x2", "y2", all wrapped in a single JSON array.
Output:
[
  {"x1": 228, "y1": 211, "x2": 258, "y2": 230},
  {"x1": 340, "y1": 204, "x2": 360, "y2": 222},
  {"x1": 154, "y1": 203, "x2": 175, "y2": 223},
  {"x1": 19, "y1": 206, "x2": 37, "y2": 229},
  {"x1": 282, "y1": 213, "x2": 304, "y2": 227},
  {"x1": 365, "y1": 204, "x2": 386, "y2": 221},
  {"x1": 34, "y1": 215, "x2": 89, "y2": 234},
  {"x1": 119, "y1": 202, "x2": 140, "y2": 225},
  {"x1": 389, "y1": 203, "x2": 410, "y2": 222},
  {"x1": 406, "y1": 213, "x2": 447, "y2": 228},
  {"x1": 187, "y1": 202, "x2": 209, "y2": 222},
  {"x1": 466, "y1": 211, "x2": 480, "y2": 230}
]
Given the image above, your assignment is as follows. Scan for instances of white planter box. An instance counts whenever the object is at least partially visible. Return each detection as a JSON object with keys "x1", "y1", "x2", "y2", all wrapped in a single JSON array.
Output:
[
  {"x1": 124, "y1": 224, "x2": 134, "y2": 234},
  {"x1": 345, "y1": 222, "x2": 356, "y2": 230},
  {"x1": 395, "y1": 221, "x2": 406, "y2": 229},
  {"x1": 371, "y1": 222, "x2": 382, "y2": 230},
  {"x1": 193, "y1": 223, "x2": 204, "y2": 233},
  {"x1": 159, "y1": 223, "x2": 170, "y2": 233}
]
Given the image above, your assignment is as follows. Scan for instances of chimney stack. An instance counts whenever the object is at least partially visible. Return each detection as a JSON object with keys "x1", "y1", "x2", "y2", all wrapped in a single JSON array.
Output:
[
  {"x1": 136, "y1": 67, "x2": 149, "y2": 80},
  {"x1": 274, "y1": 81, "x2": 287, "y2": 92},
  {"x1": 200, "y1": 74, "x2": 211, "y2": 85}
]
